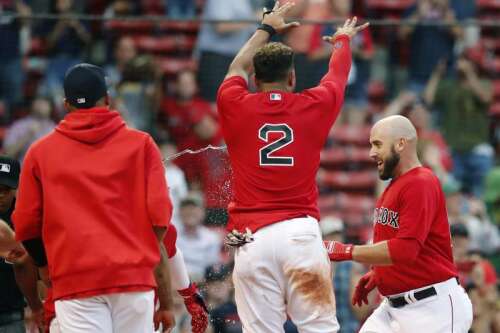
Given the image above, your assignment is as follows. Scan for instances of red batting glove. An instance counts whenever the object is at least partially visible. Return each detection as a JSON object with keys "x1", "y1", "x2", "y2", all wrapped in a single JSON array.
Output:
[
  {"x1": 178, "y1": 283, "x2": 209, "y2": 333},
  {"x1": 352, "y1": 270, "x2": 377, "y2": 307},
  {"x1": 324, "y1": 240, "x2": 354, "y2": 261}
]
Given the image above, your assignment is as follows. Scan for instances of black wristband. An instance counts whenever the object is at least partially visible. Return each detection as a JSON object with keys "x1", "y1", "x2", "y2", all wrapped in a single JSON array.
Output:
[{"x1": 257, "y1": 24, "x2": 276, "y2": 37}]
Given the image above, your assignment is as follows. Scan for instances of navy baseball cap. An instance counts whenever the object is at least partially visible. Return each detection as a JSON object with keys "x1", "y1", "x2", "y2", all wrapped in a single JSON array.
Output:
[
  {"x1": 63, "y1": 63, "x2": 108, "y2": 109},
  {"x1": 0, "y1": 156, "x2": 20, "y2": 189}
]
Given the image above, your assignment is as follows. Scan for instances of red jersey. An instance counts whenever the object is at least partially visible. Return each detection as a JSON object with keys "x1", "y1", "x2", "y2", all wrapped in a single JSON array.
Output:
[
  {"x1": 373, "y1": 167, "x2": 457, "y2": 295},
  {"x1": 217, "y1": 34, "x2": 352, "y2": 232},
  {"x1": 13, "y1": 107, "x2": 172, "y2": 300}
]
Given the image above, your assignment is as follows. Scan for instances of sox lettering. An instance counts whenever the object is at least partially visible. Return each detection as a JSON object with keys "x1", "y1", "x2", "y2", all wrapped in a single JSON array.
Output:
[{"x1": 373, "y1": 207, "x2": 399, "y2": 229}]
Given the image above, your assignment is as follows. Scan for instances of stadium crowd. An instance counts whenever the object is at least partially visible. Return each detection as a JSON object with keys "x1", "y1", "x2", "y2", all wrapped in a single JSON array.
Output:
[{"x1": 0, "y1": 0, "x2": 499, "y2": 332}]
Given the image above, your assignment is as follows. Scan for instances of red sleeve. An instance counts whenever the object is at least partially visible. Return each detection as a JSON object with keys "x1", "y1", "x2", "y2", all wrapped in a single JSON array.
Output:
[
  {"x1": 163, "y1": 224, "x2": 178, "y2": 258},
  {"x1": 387, "y1": 238, "x2": 422, "y2": 264},
  {"x1": 396, "y1": 179, "x2": 438, "y2": 246},
  {"x1": 145, "y1": 136, "x2": 173, "y2": 227},
  {"x1": 480, "y1": 260, "x2": 497, "y2": 285},
  {"x1": 303, "y1": 34, "x2": 352, "y2": 112},
  {"x1": 12, "y1": 147, "x2": 43, "y2": 241},
  {"x1": 216, "y1": 76, "x2": 248, "y2": 115}
]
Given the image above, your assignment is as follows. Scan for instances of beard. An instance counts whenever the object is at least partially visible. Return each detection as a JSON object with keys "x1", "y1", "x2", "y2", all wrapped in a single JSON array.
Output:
[{"x1": 379, "y1": 147, "x2": 400, "y2": 180}]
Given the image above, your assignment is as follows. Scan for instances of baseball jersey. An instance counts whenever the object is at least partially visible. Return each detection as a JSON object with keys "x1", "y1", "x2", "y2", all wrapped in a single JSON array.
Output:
[
  {"x1": 13, "y1": 107, "x2": 172, "y2": 300},
  {"x1": 372, "y1": 167, "x2": 457, "y2": 295},
  {"x1": 217, "y1": 34, "x2": 352, "y2": 232}
]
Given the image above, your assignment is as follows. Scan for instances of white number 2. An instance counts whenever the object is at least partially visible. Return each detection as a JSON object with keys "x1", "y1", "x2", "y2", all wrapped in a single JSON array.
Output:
[{"x1": 258, "y1": 124, "x2": 294, "y2": 166}]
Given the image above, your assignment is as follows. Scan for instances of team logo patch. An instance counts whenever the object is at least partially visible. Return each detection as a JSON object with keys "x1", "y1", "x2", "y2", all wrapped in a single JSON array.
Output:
[
  {"x1": 270, "y1": 93, "x2": 282, "y2": 101},
  {"x1": 373, "y1": 207, "x2": 399, "y2": 229},
  {"x1": 333, "y1": 41, "x2": 343, "y2": 50},
  {"x1": 0, "y1": 164, "x2": 11, "y2": 173}
]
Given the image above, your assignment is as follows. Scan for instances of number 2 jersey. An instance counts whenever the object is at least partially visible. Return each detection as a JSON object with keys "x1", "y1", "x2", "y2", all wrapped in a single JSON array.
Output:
[{"x1": 216, "y1": 34, "x2": 352, "y2": 233}]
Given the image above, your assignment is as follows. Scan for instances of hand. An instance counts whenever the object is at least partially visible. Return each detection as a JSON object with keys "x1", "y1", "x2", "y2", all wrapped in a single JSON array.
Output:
[
  {"x1": 4, "y1": 243, "x2": 27, "y2": 264},
  {"x1": 352, "y1": 270, "x2": 377, "y2": 306},
  {"x1": 323, "y1": 16, "x2": 369, "y2": 43},
  {"x1": 224, "y1": 228, "x2": 254, "y2": 248},
  {"x1": 178, "y1": 283, "x2": 209, "y2": 333},
  {"x1": 154, "y1": 309, "x2": 175, "y2": 333},
  {"x1": 417, "y1": 0, "x2": 432, "y2": 19},
  {"x1": 261, "y1": 1, "x2": 300, "y2": 34},
  {"x1": 324, "y1": 241, "x2": 354, "y2": 261},
  {"x1": 457, "y1": 58, "x2": 474, "y2": 76}
]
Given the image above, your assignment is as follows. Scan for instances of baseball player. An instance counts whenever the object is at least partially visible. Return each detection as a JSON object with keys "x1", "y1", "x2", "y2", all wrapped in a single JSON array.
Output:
[
  {"x1": 324, "y1": 115, "x2": 473, "y2": 332},
  {"x1": 13, "y1": 63, "x2": 175, "y2": 333},
  {"x1": 217, "y1": 2, "x2": 368, "y2": 332},
  {"x1": 45, "y1": 224, "x2": 209, "y2": 333}
]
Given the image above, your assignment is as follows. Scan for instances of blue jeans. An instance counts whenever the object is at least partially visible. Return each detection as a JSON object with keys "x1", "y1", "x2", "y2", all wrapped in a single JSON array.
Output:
[{"x1": 452, "y1": 145, "x2": 494, "y2": 197}]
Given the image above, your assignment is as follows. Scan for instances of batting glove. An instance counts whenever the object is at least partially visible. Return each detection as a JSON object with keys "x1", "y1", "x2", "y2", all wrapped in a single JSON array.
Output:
[
  {"x1": 224, "y1": 228, "x2": 254, "y2": 248},
  {"x1": 324, "y1": 240, "x2": 354, "y2": 261},
  {"x1": 352, "y1": 270, "x2": 377, "y2": 306},
  {"x1": 178, "y1": 283, "x2": 208, "y2": 333}
]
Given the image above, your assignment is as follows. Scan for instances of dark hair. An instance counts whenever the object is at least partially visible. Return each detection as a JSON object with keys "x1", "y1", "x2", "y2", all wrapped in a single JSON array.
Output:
[{"x1": 253, "y1": 42, "x2": 294, "y2": 83}]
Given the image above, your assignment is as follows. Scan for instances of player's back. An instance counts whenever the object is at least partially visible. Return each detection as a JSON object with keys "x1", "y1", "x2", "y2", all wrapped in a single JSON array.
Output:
[{"x1": 217, "y1": 76, "x2": 343, "y2": 232}]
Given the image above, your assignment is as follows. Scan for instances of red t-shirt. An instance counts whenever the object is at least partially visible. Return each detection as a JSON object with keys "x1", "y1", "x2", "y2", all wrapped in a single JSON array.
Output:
[
  {"x1": 373, "y1": 167, "x2": 457, "y2": 295},
  {"x1": 13, "y1": 107, "x2": 172, "y2": 300},
  {"x1": 217, "y1": 35, "x2": 352, "y2": 232}
]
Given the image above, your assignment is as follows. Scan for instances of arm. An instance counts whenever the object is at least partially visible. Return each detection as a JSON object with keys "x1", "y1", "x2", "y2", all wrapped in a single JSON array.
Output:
[
  {"x1": 153, "y1": 226, "x2": 174, "y2": 311},
  {"x1": 382, "y1": 91, "x2": 416, "y2": 117},
  {"x1": 68, "y1": 20, "x2": 92, "y2": 44},
  {"x1": 423, "y1": 60, "x2": 446, "y2": 105},
  {"x1": 224, "y1": 1, "x2": 300, "y2": 81},
  {"x1": 461, "y1": 60, "x2": 493, "y2": 104},
  {"x1": 13, "y1": 256, "x2": 43, "y2": 314}
]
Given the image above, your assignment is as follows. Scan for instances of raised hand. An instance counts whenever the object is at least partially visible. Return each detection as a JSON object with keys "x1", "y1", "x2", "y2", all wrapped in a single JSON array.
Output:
[
  {"x1": 261, "y1": 1, "x2": 300, "y2": 34},
  {"x1": 323, "y1": 16, "x2": 369, "y2": 43}
]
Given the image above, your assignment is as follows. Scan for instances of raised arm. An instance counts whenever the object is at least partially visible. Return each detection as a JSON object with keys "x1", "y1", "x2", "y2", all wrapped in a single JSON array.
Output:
[{"x1": 224, "y1": 1, "x2": 300, "y2": 82}]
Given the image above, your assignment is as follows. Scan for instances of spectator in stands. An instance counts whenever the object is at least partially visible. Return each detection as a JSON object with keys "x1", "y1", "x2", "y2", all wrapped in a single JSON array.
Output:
[
  {"x1": 103, "y1": 0, "x2": 139, "y2": 18},
  {"x1": 0, "y1": 0, "x2": 31, "y2": 117},
  {"x1": 161, "y1": 69, "x2": 231, "y2": 225},
  {"x1": 3, "y1": 97, "x2": 55, "y2": 162},
  {"x1": 204, "y1": 263, "x2": 242, "y2": 333},
  {"x1": 166, "y1": 0, "x2": 196, "y2": 19},
  {"x1": 424, "y1": 53, "x2": 494, "y2": 196},
  {"x1": 281, "y1": 0, "x2": 333, "y2": 92},
  {"x1": 196, "y1": 0, "x2": 259, "y2": 102},
  {"x1": 161, "y1": 142, "x2": 189, "y2": 228},
  {"x1": 176, "y1": 194, "x2": 222, "y2": 282},
  {"x1": 399, "y1": 0, "x2": 464, "y2": 92},
  {"x1": 450, "y1": 223, "x2": 498, "y2": 333},
  {"x1": 105, "y1": 36, "x2": 137, "y2": 97},
  {"x1": 445, "y1": 180, "x2": 500, "y2": 256},
  {"x1": 484, "y1": 168, "x2": 500, "y2": 226},
  {"x1": 39, "y1": 0, "x2": 91, "y2": 108},
  {"x1": 321, "y1": 216, "x2": 375, "y2": 333},
  {"x1": 115, "y1": 55, "x2": 159, "y2": 132},
  {"x1": 308, "y1": 0, "x2": 374, "y2": 103}
]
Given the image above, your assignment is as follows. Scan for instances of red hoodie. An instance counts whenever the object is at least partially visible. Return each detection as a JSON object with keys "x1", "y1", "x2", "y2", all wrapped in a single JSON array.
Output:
[{"x1": 13, "y1": 107, "x2": 172, "y2": 300}]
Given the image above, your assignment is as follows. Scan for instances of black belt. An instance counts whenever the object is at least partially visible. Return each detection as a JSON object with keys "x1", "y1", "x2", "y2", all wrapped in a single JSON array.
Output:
[
  {"x1": 388, "y1": 286, "x2": 437, "y2": 308},
  {"x1": 0, "y1": 310, "x2": 23, "y2": 326}
]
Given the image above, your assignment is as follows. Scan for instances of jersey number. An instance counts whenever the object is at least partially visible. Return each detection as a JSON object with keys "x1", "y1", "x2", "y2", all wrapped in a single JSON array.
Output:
[{"x1": 258, "y1": 124, "x2": 294, "y2": 166}]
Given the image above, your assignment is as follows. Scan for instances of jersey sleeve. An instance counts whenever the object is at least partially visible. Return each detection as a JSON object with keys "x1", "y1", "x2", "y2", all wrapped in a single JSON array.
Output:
[
  {"x1": 163, "y1": 224, "x2": 178, "y2": 258},
  {"x1": 396, "y1": 177, "x2": 438, "y2": 246},
  {"x1": 216, "y1": 76, "x2": 249, "y2": 116},
  {"x1": 12, "y1": 147, "x2": 43, "y2": 241},
  {"x1": 302, "y1": 34, "x2": 352, "y2": 113},
  {"x1": 145, "y1": 136, "x2": 173, "y2": 227}
]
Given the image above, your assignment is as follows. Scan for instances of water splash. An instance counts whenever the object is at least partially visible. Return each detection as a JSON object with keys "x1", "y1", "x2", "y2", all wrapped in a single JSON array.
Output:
[{"x1": 163, "y1": 144, "x2": 227, "y2": 162}]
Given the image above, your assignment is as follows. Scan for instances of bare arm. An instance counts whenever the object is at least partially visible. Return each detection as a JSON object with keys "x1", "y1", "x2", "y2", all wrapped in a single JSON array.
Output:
[
  {"x1": 224, "y1": 1, "x2": 300, "y2": 81},
  {"x1": 352, "y1": 241, "x2": 392, "y2": 265},
  {"x1": 153, "y1": 226, "x2": 174, "y2": 311},
  {"x1": 461, "y1": 61, "x2": 493, "y2": 104},
  {"x1": 13, "y1": 256, "x2": 43, "y2": 313},
  {"x1": 423, "y1": 60, "x2": 445, "y2": 105}
]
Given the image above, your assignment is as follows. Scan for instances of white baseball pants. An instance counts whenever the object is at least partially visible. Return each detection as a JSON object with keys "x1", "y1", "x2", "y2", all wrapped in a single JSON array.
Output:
[
  {"x1": 233, "y1": 216, "x2": 340, "y2": 333},
  {"x1": 54, "y1": 290, "x2": 155, "y2": 333},
  {"x1": 360, "y1": 277, "x2": 473, "y2": 333}
]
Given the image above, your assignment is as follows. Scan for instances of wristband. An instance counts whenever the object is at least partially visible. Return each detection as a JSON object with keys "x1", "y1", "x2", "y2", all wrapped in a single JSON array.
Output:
[{"x1": 257, "y1": 24, "x2": 276, "y2": 37}]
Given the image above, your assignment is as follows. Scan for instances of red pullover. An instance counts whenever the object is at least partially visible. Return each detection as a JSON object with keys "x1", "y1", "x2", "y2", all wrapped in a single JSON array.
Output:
[{"x1": 13, "y1": 107, "x2": 172, "y2": 300}]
